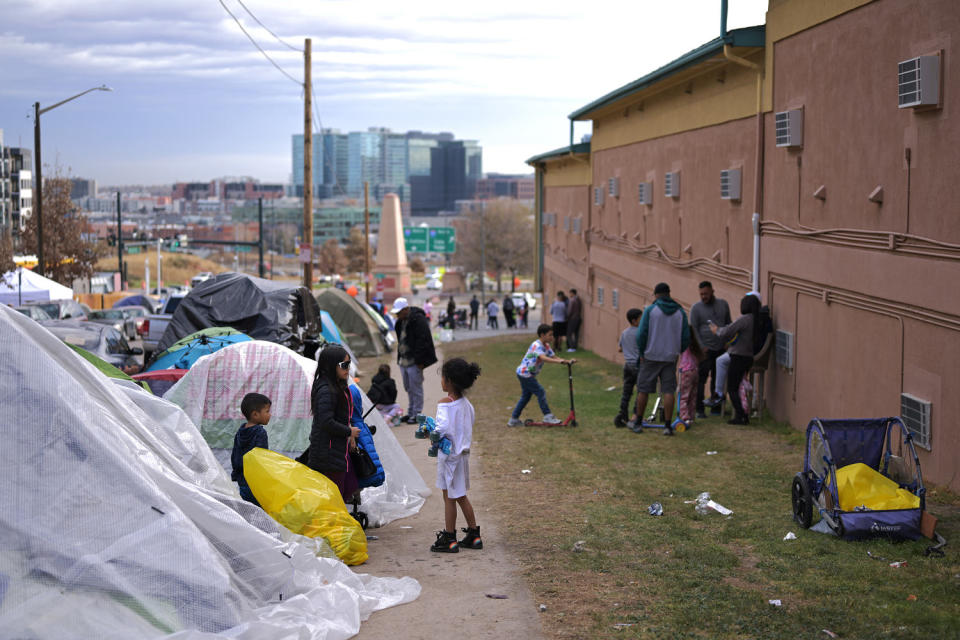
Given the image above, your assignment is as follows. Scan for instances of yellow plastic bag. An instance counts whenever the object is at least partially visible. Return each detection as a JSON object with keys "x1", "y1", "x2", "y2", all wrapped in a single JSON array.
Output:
[
  {"x1": 243, "y1": 448, "x2": 368, "y2": 565},
  {"x1": 836, "y1": 462, "x2": 920, "y2": 512}
]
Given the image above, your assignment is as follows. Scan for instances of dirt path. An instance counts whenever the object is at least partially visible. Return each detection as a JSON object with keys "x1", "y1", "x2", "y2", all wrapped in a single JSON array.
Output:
[{"x1": 356, "y1": 347, "x2": 546, "y2": 639}]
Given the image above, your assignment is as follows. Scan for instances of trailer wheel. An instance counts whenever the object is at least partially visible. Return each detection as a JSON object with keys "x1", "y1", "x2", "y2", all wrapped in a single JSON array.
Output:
[{"x1": 791, "y1": 472, "x2": 813, "y2": 528}]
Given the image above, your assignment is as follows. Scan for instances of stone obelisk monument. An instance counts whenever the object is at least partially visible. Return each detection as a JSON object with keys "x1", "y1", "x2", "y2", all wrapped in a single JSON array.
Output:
[{"x1": 374, "y1": 193, "x2": 411, "y2": 303}]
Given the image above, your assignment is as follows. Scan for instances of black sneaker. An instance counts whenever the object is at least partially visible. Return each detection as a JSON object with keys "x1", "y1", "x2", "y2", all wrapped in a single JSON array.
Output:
[
  {"x1": 430, "y1": 530, "x2": 460, "y2": 553},
  {"x1": 696, "y1": 411, "x2": 707, "y2": 419},
  {"x1": 627, "y1": 420, "x2": 643, "y2": 434},
  {"x1": 662, "y1": 424, "x2": 675, "y2": 436},
  {"x1": 614, "y1": 415, "x2": 627, "y2": 428},
  {"x1": 458, "y1": 526, "x2": 483, "y2": 550}
]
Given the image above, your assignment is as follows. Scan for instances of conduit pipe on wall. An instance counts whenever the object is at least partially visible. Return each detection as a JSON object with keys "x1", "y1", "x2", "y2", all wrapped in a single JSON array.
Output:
[{"x1": 722, "y1": 43, "x2": 765, "y2": 294}]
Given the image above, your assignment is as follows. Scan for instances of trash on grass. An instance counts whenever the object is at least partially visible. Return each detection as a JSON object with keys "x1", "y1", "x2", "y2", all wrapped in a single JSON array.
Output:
[
  {"x1": 366, "y1": 535, "x2": 379, "y2": 541},
  {"x1": 486, "y1": 594, "x2": 509, "y2": 599},
  {"x1": 822, "y1": 630, "x2": 838, "y2": 638},
  {"x1": 539, "y1": 604, "x2": 547, "y2": 612},
  {"x1": 706, "y1": 451, "x2": 718, "y2": 455},
  {"x1": 695, "y1": 492, "x2": 733, "y2": 515},
  {"x1": 572, "y1": 540, "x2": 587, "y2": 553},
  {"x1": 606, "y1": 386, "x2": 617, "y2": 391},
  {"x1": 867, "y1": 550, "x2": 888, "y2": 561},
  {"x1": 648, "y1": 502, "x2": 664, "y2": 516},
  {"x1": 906, "y1": 594, "x2": 917, "y2": 601},
  {"x1": 889, "y1": 561, "x2": 907, "y2": 568},
  {"x1": 613, "y1": 623, "x2": 635, "y2": 628},
  {"x1": 522, "y1": 469, "x2": 532, "y2": 474},
  {"x1": 400, "y1": 526, "x2": 413, "y2": 529},
  {"x1": 783, "y1": 532, "x2": 797, "y2": 541},
  {"x1": 768, "y1": 599, "x2": 782, "y2": 607}
]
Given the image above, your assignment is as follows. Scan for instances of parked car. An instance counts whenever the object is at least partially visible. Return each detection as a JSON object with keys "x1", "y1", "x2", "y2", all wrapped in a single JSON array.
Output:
[
  {"x1": 15, "y1": 305, "x2": 54, "y2": 321},
  {"x1": 426, "y1": 277, "x2": 442, "y2": 290},
  {"x1": 190, "y1": 272, "x2": 214, "y2": 288},
  {"x1": 87, "y1": 308, "x2": 139, "y2": 341},
  {"x1": 511, "y1": 291, "x2": 537, "y2": 310},
  {"x1": 123, "y1": 306, "x2": 149, "y2": 336},
  {"x1": 27, "y1": 299, "x2": 88, "y2": 320},
  {"x1": 141, "y1": 294, "x2": 188, "y2": 359},
  {"x1": 40, "y1": 319, "x2": 143, "y2": 372}
]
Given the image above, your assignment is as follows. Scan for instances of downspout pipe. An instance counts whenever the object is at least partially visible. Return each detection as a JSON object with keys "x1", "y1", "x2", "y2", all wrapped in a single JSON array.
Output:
[
  {"x1": 723, "y1": 43, "x2": 765, "y2": 294},
  {"x1": 721, "y1": 0, "x2": 728, "y2": 40}
]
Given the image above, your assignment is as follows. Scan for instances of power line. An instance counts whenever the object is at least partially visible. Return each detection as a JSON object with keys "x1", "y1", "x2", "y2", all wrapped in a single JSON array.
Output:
[
  {"x1": 217, "y1": 0, "x2": 301, "y2": 86},
  {"x1": 236, "y1": 0, "x2": 302, "y2": 52}
]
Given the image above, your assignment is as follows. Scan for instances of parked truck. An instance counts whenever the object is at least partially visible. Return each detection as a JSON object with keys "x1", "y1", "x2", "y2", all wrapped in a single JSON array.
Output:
[{"x1": 141, "y1": 294, "x2": 187, "y2": 360}]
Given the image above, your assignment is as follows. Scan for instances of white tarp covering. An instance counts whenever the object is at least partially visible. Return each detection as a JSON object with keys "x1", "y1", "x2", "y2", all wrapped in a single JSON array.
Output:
[
  {"x1": 163, "y1": 340, "x2": 430, "y2": 527},
  {"x1": 0, "y1": 308, "x2": 420, "y2": 639},
  {"x1": 0, "y1": 267, "x2": 74, "y2": 305}
]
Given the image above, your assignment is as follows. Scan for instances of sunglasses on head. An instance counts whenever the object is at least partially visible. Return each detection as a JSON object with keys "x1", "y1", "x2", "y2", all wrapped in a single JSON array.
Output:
[{"x1": 337, "y1": 360, "x2": 351, "y2": 370}]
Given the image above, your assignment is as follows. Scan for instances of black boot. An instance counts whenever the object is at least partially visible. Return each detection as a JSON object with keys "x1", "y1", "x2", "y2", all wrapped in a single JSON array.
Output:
[
  {"x1": 458, "y1": 526, "x2": 483, "y2": 550},
  {"x1": 430, "y1": 530, "x2": 459, "y2": 553}
]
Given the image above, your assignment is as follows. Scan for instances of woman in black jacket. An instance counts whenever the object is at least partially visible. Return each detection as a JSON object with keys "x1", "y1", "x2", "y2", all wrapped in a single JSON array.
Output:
[{"x1": 307, "y1": 344, "x2": 360, "y2": 497}]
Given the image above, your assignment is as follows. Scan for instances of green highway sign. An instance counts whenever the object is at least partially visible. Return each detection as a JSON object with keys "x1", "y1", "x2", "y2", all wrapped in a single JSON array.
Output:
[
  {"x1": 403, "y1": 227, "x2": 456, "y2": 253},
  {"x1": 403, "y1": 227, "x2": 428, "y2": 252},
  {"x1": 127, "y1": 247, "x2": 140, "y2": 254},
  {"x1": 429, "y1": 227, "x2": 455, "y2": 253}
]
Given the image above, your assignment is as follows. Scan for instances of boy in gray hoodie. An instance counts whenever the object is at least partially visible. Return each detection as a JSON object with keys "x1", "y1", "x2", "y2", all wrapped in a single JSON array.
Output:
[{"x1": 628, "y1": 282, "x2": 690, "y2": 435}]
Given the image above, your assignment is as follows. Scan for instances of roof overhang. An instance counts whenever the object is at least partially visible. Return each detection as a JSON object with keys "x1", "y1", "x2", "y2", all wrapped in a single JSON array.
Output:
[
  {"x1": 525, "y1": 142, "x2": 591, "y2": 166},
  {"x1": 568, "y1": 26, "x2": 765, "y2": 121}
]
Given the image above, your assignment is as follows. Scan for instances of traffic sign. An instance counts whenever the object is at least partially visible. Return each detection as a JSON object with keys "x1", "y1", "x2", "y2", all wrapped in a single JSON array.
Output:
[
  {"x1": 428, "y1": 228, "x2": 456, "y2": 253},
  {"x1": 403, "y1": 227, "x2": 428, "y2": 252},
  {"x1": 403, "y1": 227, "x2": 456, "y2": 253}
]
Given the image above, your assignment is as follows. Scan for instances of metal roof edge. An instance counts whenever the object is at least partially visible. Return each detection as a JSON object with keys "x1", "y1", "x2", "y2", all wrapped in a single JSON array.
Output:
[
  {"x1": 525, "y1": 141, "x2": 591, "y2": 165},
  {"x1": 567, "y1": 25, "x2": 766, "y2": 121}
]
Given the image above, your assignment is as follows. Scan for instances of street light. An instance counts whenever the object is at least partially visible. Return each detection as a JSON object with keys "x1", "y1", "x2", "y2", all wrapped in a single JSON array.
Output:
[{"x1": 34, "y1": 85, "x2": 112, "y2": 276}]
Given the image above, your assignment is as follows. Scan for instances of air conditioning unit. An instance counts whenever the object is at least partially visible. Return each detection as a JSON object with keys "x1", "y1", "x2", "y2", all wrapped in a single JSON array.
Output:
[
  {"x1": 898, "y1": 55, "x2": 940, "y2": 108},
  {"x1": 664, "y1": 171, "x2": 680, "y2": 198},
  {"x1": 637, "y1": 181, "x2": 653, "y2": 205},
  {"x1": 593, "y1": 186, "x2": 604, "y2": 206},
  {"x1": 608, "y1": 177, "x2": 620, "y2": 198},
  {"x1": 900, "y1": 393, "x2": 932, "y2": 450},
  {"x1": 774, "y1": 329, "x2": 793, "y2": 369},
  {"x1": 720, "y1": 168, "x2": 741, "y2": 201},
  {"x1": 775, "y1": 109, "x2": 803, "y2": 148}
]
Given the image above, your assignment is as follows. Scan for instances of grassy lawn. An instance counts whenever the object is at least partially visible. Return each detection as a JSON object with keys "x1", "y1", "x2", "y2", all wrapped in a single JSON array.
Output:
[{"x1": 444, "y1": 336, "x2": 960, "y2": 639}]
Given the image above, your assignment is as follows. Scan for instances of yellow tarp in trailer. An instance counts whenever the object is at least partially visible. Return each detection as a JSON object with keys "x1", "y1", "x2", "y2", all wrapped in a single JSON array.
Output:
[{"x1": 836, "y1": 463, "x2": 921, "y2": 512}]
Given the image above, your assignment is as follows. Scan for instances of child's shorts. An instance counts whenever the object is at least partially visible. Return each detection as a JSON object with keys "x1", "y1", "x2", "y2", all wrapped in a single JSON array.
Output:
[{"x1": 436, "y1": 451, "x2": 470, "y2": 499}]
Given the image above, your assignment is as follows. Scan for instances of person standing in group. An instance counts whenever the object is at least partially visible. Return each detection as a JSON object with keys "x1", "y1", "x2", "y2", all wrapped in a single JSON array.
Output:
[
  {"x1": 566, "y1": 288, "x2": 583, "y2": 353},
  {"x1": 231, "y1": 392, "x2": 272, "y2": 506},
  {"x1": 469, "y1": 295, "x2": 480, "y2": 330},
  {"x1": 677, "y1": 330, "x2": 705, "y2": 424},
  {"x1": 503, "y1": 294, "x2": 515, "y2": 329},
  {"x1": 516, "y1": 295, "x2": 528, "y2": 329},
  {"x1": 709, "y1": 294, "x2": 762, "y2": 425},
  {"x1": 486, "y1": 298, "x2": 500, "y2": 329},
  {"x1": 446, "y1": 296, "x2": 457, "y2": 330},
  {"x1": 305, "y1": 345, "x2": 361, "y2": 500},
  {"x1": 423, "y1": 298, "x2": 433, "y2": 326},
  {"x1": 430, "y1": 358, "x2": 483, "y2": 553},
  {"x1": 390, "y1": 297, "x2": 438, "y2": 424},
  {"x1": 613, "y1": 308, "x2": 642, "y2": 428},
  {"x1": 507, "y1": 324, "x2": 575, "y2": 426},
  {"x1": 689, "y1": 281, "x2": 731, "y2": 418},
  {"x1": 550, "y1": 291, "x2": 568, "y2": 352},
  {"x1": 628, "y1": 282, "x2": 690, "y2": 435}
]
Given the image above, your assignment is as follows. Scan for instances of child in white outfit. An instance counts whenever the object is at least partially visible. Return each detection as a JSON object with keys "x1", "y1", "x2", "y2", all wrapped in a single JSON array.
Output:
[{"x1": 430, "y1": 357, "x2": 483, "y2": 553}]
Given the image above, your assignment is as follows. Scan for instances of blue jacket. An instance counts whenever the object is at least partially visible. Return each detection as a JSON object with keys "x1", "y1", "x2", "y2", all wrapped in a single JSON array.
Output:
[
  {"x1": 349, "y1": 385, "x2": 385, "y2": 488},
  {"x1": 636, "y1": 296, "x2": 690, "y2": 362}
]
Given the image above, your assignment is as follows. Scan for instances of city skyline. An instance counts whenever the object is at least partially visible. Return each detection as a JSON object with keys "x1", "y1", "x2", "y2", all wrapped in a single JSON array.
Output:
[{"x1": 0, "y1": 0, "x2": 767, "y2": 185}]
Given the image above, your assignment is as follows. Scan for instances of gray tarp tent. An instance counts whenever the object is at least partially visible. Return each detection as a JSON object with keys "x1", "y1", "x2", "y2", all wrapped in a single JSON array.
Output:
[{"x1": 314, "y1": 288, "x2": 388, "y2": 357}]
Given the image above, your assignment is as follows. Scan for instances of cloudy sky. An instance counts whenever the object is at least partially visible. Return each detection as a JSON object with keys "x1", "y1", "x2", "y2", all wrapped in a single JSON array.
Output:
[{"x1": 0, "y1": 0, "x2": 767, "y2": 186}]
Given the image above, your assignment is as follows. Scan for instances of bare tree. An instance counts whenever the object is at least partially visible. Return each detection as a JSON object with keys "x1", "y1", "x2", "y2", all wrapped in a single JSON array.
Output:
[
  {"x1": 344, "y1": 226, "x2": 372, "y2": 274},
  {"x1": 21, "y1": 171, "x2": 105, "y2": 284},
  {"x1": 455, "y1": 200, "x2": 534, "y2": 292},
  {"x1": 316, "y1": 238, "x2": 346, "y2": 276}
]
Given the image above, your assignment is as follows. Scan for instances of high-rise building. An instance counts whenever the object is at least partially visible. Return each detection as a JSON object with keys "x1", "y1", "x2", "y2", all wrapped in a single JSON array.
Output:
[
  {"x1": 292, "y1": 130, "x2": 349, "y2": 199},
  {"x1": 70, "y1": 178, "x2": 98, "y2": 200},
  {"x1": 410, "y1": 139, "x2": 483, "y2": 216},
  {"x1": 5, "y1": 146, "x2": 32, "y2": 241}
]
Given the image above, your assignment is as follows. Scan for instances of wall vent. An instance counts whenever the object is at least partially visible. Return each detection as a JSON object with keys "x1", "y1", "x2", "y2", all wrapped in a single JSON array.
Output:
[
  {"x1": 563, "y1": 215, "x2": 570, "y2": 232},
  {"x1": 720, "y1": 168, "x2": 741, "y2": 201},
  {"x1": 900, "y1": 393, "x2": 932, "y2": 450},
  {"x1": 593, "y1": 186, "x2": 604, "y2": 206},
  {"x1": 596, "y1": 286, "x2": 605, "y2": 306},
  {"x1": 898, "y1": 55, "x2": 940, "y2": 108},
  {"x1": 775, "y1": 329, "x2": 793, "y2": 369},
  {"x1": 572, "y1": 217, "x2": 582, "y2": 234},
  {"x1": 664, "y1": 171, "x2": 680, "y2": 198},
  {"x1": 637, "y1": 181, "x2": 653, "y2": 205},
  {"x1": 775, "y1": 109, "x2": 803, "y2": 147},
  {"x1": 608, "y1": 177, "x2": 620, "y2": 198},
  {"x1": 611, "y1": 289, "x2": 619, "y2": 310}
]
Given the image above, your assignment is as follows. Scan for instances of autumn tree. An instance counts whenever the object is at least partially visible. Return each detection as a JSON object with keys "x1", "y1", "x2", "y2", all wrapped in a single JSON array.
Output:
[
  {"x1": 21, "y1": 172, "x2": 105, "y2": 284},
  {"x1": 0, "y1": 233, "x2": 15, "y2": 275},
  {"x1": 316, "y1": 238, "x2": 346, "y2": 276},
  {"x1": 409, "y1": 256, "x2": 425, "y2": 274},
  {"x1": 454, "y1": 199, "x2": 534, "y2": 292},
  {"x1": 344, "y1": 226, "x2": 372, "y2": 275}
]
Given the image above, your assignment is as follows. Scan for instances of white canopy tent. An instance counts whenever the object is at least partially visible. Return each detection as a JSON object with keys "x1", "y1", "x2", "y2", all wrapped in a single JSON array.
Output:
[{"x1": 0, "y1": 267, "x2": 73, "y2": 305}]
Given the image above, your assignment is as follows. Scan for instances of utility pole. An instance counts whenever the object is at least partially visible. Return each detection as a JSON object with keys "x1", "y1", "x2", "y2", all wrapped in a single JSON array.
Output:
[
  {"x1": 258, "y1": 197, "x2": 265, "y2": 278},
  {"x1": 156, "y1": 239, "x2": 162, "y2": 296},
  {"x1": 116, "y1": 191, "x2": 123, "y2": 289},
  {"x1": 480, "y1": 212, "x2": 486, "y2": 306},
  {"x1": 364, "y1": 181, "x2": 370, "y2": 303},
  {"x1": 33, "y1": 102, "x2": 44, "y2": 276},
  {"x1": 302, "y1": 37, "x2": 313, "y2": 289}
]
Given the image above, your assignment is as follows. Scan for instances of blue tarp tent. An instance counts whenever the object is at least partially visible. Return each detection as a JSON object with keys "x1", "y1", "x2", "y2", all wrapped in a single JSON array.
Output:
[
  {"x1": 113, "y1": 294, "x2": 158, "y2": 313},
  {"x1": 145, "y1": 330, "x2": 252, "y2": 371},
  {"x1": 320, "y1": 310, "x2": 346, "y2": 345}
]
